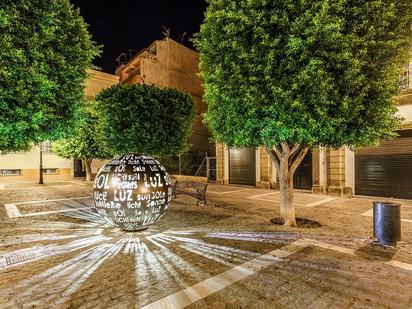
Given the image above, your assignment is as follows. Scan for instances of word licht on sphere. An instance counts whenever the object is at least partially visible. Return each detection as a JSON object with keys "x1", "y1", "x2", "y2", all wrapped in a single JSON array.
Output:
[{"x1": 92, "y1": 154, "x2": 172, "y2": 231}]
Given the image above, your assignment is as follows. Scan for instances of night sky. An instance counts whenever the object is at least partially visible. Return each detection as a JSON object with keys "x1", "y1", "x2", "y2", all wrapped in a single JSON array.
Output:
[{"x1": 71, "y1": 0, "x2": 208, "y2": 74}]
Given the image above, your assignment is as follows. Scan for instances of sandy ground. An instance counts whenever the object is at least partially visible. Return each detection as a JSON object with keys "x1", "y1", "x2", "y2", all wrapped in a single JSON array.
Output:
[{"x1": 0, "y1": 181, "x2": 411, "y2": 308}]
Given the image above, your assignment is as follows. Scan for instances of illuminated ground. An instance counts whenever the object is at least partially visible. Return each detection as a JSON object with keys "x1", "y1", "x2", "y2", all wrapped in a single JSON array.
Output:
[{"x1": 0, "y1": 181, "x2": 412, "y2": 308}]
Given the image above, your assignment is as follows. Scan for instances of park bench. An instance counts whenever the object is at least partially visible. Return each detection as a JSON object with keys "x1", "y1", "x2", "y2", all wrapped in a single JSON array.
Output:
[{"x1": 172, "y1": 181, "x2": 208, "y2": 206}]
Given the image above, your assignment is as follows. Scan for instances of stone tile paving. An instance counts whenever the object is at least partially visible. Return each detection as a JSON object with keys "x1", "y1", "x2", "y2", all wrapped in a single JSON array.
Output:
[{"x1": 0, "y1": 182, "x2": 411, "y2": 308}]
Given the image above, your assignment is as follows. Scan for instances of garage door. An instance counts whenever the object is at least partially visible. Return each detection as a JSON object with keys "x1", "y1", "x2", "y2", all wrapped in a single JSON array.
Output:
[
  {"x1": 229, "y1": 148, "x2": 256, "y2": 185},
  {"x1": 355, "y1": 129, "x2": 412, "y2": 199}
]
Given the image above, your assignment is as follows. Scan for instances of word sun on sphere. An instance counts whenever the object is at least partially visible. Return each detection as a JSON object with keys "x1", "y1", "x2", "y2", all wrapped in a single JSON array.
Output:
[{"x1": 92, "y1": 154, "x2": 172, "y2": 231}]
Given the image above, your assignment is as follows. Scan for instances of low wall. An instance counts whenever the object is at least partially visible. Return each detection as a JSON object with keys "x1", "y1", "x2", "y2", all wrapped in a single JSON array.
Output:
[{"x1": 170, "y1": 174, "x2": 208, "y2": 183}]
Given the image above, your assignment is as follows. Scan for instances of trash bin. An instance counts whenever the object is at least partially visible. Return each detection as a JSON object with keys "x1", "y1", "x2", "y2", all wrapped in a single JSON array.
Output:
[{"x1": 373, "y1": 202, "x2": 401, "y2": 246}]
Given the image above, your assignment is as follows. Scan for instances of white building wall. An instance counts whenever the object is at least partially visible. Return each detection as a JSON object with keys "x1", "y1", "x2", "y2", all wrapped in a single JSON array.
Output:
[
  {"x1": 0, "y1": 70, "x2": 119, "y2": 181},
  {"x1": 397, "y1": 104, "x2": 412, "y2": 122},
  {"x1": 0, "y1": 146, "x2": 71, "y2": 170}
]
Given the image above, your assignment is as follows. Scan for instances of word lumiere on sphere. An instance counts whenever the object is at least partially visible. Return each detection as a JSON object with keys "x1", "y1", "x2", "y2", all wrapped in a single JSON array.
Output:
[{"x1": 93, "y1": 154, "x2": 172, "y2": 231}]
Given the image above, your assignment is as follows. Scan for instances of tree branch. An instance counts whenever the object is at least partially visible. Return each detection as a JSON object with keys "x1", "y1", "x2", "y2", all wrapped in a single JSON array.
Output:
[
  {"x1": 289, "y1": 146, "x2": 310, "y2": 175},
  {"x1": 273, "y1": 145, "x2": 282, "y2": 159},
  {"x1": 265, "y1": 145, "x2": 280, "y2": 171},
  {"x1": 288, "y1": 144, "x2": 303, "y2": 168},
  {"x1": 290, "y1": 144, "x2": 300, "y2": 155},
  {"x1": 281, "y1": 143, "x2": 290, "y2": 156}
]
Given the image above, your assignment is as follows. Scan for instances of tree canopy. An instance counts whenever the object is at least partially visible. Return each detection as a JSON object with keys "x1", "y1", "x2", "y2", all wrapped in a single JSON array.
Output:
[
  {"x1": 194, "y1": 0, "x2": 412, "y2": 226},
  {"x1": 96, "y1": 84, "x2": 195, "y2": 156},
  {"x1": 53, "y1": 101, "x2": 112, "y2": 181},
  {"x1": 0, "y1": 0, "x2": 99, "y2": 153},
  {"x1": 194, "y1": 0, "x2": 412, "y2": 149}
]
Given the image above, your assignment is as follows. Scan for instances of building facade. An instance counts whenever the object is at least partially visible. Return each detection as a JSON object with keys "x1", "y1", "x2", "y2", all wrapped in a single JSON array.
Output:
[
  {"x1": 0, "y1": 70, "x2": 119, "y2": 182},
  {"x1": 115, "y1": 38, "x2": 214, "y2": 156},
  {"x1": 216, "y1": 59, "x2": 412, "y2": 199},
  {"x1": 0, "y1": 39, "x2": 213, "y2": 181}
]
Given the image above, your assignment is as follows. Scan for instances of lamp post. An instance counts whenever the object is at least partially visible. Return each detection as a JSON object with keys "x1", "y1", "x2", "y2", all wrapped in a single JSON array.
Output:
[{"x1": 39, "y1": 142, "x2": 43, "y2": 185}]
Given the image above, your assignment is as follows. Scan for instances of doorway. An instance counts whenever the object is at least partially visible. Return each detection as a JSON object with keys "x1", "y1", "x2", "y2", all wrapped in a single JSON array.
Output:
[{"x1": 73, "y1": 159, "x2": 86, "y2": 177}]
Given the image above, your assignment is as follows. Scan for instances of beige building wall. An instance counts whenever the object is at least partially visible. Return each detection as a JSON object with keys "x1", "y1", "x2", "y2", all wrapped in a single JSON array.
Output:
[
  {"x1": 216, "y1": 91, "x2": 412, "y2": 197},
  {"x1": 217, "y1": 56, "x2": 412, "y2": 195},
  {"x1": 84, "y1": 70, "x2": 120, "y2": 176},
  {"x1": 91, "y1": 159, "x2": 109, "y2": 177},
  {"x1": 257, "y1": 147, "x2": 272, "y2": 189},
  {"x1": 85, "y1": 69, "x2": 120, "y2": 100},
  {"x1": 0, "y1": 69, "x2": 118, "y2": 182},
  {"x1": 0, "y1": 146, "x2": 72, "y2": 181},
  {"x1": 116, "y1": 39, "x2": 202, "y2": 96},
  {"x1": 216, "y1": 144, "x2": 225, "y2": 184},
  {"x1": 116, "y1": 38, "x2": 214, "y2": 154}
]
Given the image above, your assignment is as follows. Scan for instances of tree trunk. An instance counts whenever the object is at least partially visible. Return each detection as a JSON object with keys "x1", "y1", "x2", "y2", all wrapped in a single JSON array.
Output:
[
  {"x1": 279, "y1": 156, "x2": 296, "y2": 226},
  {"x1": 84, "y1": 159, "x2": 93, "y2": 182},
  {"x1": 265, "y1": 144, "x2": 310, "y2": 227}
]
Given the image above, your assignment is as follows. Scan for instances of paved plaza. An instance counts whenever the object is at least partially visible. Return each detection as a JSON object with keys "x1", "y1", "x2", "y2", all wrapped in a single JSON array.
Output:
[{"x1": 0, "y1": 181, "x2": 412, "y2": 308}]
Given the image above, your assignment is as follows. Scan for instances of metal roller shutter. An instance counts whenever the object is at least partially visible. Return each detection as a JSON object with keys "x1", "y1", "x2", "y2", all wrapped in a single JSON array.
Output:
[
  {"x1": 355, "y1": 129, "x2": 412, "y2": 199},
  {"x1": 229, "y1": 148, "x2": 256, "y2": 186}
]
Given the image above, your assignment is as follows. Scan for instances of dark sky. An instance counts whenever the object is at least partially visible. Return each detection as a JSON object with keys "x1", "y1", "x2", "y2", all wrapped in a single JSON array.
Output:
[{"x1": 71, "y1": 0, "x2": 208, "y2": 74}]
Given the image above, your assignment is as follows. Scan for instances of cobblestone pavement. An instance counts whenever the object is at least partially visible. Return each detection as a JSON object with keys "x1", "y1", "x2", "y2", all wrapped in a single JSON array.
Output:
[{"x1": 0, "y1": 181, "x2": 411, "y2": 308}]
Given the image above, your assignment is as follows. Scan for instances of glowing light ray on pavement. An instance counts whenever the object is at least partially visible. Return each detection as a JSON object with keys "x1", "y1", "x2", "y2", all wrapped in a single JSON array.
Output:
[
  {"x1": 0, "y1": 244, "x2": 109, "y2": 305},
  {"x1": 0, "y1": 229, "x2": 104, "y2": 247},
  {"x1": 0, "y1": 223, "x2": 306, "y2": 308},
  {"x1": 53, "y1": 238, "x2": 127, "y2": 306},
  {"x1": 0, "y1": 234, "x2": 111, "y2": 269},
  {"x1": 146, "y1": 236, "x2": 205, "y2": 280}
]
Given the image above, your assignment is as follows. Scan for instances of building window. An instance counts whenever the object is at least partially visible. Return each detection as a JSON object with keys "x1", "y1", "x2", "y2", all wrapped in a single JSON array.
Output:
[
  {"x1": 0, "y1": 169, "x2": 22, "y2": 176},
  {"x1": 40, "y1": 142, "x2": 53, "y2": 154},
  {"x1": 42, "y1": 168, "x2": 59, "y2": 175}
]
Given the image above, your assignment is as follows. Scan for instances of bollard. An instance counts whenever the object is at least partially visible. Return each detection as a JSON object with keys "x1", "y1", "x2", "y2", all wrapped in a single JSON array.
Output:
[{"x1": 373, "y1": 202, "x2": 401, "y2": 246}]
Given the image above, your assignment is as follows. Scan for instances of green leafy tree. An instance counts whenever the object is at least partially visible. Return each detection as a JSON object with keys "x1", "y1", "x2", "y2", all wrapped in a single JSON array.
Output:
[
  {"x1": 0, "y1": 0, "x2": 100, "y2": 153},
  {"x1": 53, "y1": 101, "x2": 112, "y2": 182},
  {"x1": 194, "y1": 0, "x2": 412, "y2": 226},
  {"x1": 96, "y1": 84, "x2": 195, "y2": 156}
]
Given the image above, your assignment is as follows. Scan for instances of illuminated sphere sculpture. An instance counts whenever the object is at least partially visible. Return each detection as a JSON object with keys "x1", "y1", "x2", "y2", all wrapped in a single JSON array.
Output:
[{"x1": 93, "y1": 154, "x2": 172, "y2": 231}]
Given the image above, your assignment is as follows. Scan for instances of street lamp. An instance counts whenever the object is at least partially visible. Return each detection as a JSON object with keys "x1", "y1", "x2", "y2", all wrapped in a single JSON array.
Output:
[{"x1": 39, "y1": 142, "x2": 43, "y2": 185}]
